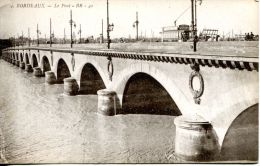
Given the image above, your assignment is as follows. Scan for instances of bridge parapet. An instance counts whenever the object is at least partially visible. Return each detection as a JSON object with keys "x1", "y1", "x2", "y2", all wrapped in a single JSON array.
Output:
[{"x1": 4, "y1": 46, "x2": 259, "y2": 72}]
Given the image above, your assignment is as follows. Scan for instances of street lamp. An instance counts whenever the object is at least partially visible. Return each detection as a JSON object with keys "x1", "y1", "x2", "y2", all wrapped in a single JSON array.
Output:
[
  {"x1": 69, "y1": 10, "x2": 76, "y2": 48},
  {"x1": 50, "y1": 18, "x2": 52, "y2": 47},
  {"x1": 191, "y1": 0, "x2": 202, "y2": 52},
  {"x1": 133, "y1": 12, "x2": 139, "y2": 41},
  {"x1": 107, "y1": 0, "x2": 114, "y2": 49},
  {"x1": 78, "y1": 24, "x2": 82, "y2": 44},
  {"x1": 14, "y1": 36, "x2": 15, "y2": 48},
  {"x1": 100, "y1": 19, "x2": 104, "y2": 43},
  {"x1": 28, "y1": 28, "x2": 30, "y2": 47},
  {"x1": 22, "y1": 31, "x2": 24, "y2": 47},
  {"x1": 36, "y1": 23, "x2": 41, "y2": 46}
]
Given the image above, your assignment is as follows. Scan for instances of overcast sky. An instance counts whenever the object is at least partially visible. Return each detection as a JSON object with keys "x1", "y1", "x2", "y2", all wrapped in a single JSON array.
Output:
[{"x1": 0, "y1": 0, "x2": 258, "y2": 39}]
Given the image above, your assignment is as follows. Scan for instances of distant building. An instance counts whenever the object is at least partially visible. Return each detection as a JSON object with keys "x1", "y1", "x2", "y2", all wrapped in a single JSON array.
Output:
[
  {"x1": 160, "y1": 24, "x2": 191, "y2": 42},
  {"x1": 199, "y1": 29, "x2": 218, "y2": 41}
]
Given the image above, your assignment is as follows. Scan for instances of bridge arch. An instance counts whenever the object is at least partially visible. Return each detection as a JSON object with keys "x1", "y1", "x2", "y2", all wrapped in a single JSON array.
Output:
[
  {"x1": 25, "y1": 53, "x2": 29, "y2": 64},
  {"x1": 78, "y1": 63, "x2": 106, "y2": 94},
  {"x1": 56, "y1": 58, "x2": 71, "y2": 83},
  {"x1": 121, "y1": 72, "x2": 181, "y2": 115},
  {"x1": 75, "y1": 59, "x2": 109, "y2": 91},
  {"x1": 31, "y1": 54, "x2": 38, "y2": 67},
  {"x1": 219, "y1": 103, "x2": 258, "y2": 161},
  {"x1": 112, "y1": 63, "x2": 191, "y2": 115},
  {"x1": 20, "y1": 53, "x2": 23, "y2": 62},
  {"x1": 14, "y1": 52, "x2": 20, "y2": 61},
  {"x1": 41, "y1": 56, "x2": 51, "y2": 74}
]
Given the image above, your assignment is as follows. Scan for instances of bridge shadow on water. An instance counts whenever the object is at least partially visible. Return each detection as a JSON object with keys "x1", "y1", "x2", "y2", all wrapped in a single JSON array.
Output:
[
  {"x1": 119, "y1": 73, "x2": 181, "y2": 116},
  {"x1": 219, "y1": 104, "x2": 258, "y2": 161}
]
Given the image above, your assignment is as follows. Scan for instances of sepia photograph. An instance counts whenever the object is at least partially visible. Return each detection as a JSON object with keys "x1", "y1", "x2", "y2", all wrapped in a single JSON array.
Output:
[{"x1": 0, "y1": 0, "x2": 259, "y2": 164}]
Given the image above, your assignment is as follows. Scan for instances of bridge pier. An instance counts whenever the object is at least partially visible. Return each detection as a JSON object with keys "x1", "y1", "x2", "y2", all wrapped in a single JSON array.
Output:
[
  {"x1": 63, "y1": 77, "x2": 79, "y2": 96},
  {"x1": 97, "y1": 89, "x2": 116, "y2": 116},
  {"x1": 174, "y1": 115, "x2": 219, "y2": 161},
  {"x1": 33, "y1": 67, "x2": 42, "y2": 77},
  {"x1": 25, "y1": 64, "x2": 33, "y2": 73},
  {"x1": 20, "y1": 62, "x2": 25, "y2": 69},
  {"x1": 12, "y1": 59, "x2": 16, "y2": 65},
  {"x1": 45, "y1": 71, "x2": 56, "y2": 84}
]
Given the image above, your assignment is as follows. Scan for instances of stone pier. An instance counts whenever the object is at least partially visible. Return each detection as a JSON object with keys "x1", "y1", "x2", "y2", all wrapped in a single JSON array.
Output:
[
  {"x1": 97, "y1": 89, "x2": 117, "y2": 116},
  {"x1": 33, "y1": 67, "x2": 42, "y2": 77},
  {"x1": 45, "y1": 71, "x2": 56, "y2": 84},
  {"x1": 174, "y1": 115, "x2": 219, "y2": 161},
  {"x1": 63, "y1": 77, "x2": 79, "y2": 96}
]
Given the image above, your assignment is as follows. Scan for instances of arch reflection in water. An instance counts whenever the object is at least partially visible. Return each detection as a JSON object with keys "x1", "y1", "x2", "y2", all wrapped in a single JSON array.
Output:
[
  {"x1": 80, "y1": 63, "x2": 106, "y2": 94},
  {"x1": 57, "y1": 59, "x2": 71, "y2": 84},
  {"x1": 121, "y1": 72, "x2": 181, "y2": 116}
]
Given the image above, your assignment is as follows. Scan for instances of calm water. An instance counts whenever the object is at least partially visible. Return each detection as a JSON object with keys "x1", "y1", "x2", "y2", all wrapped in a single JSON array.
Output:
[{"x1": 0, "y1": 59, "x2": 177, "y2": 163}]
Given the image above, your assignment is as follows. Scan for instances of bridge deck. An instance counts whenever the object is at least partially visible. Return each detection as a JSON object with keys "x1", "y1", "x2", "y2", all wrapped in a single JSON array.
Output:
[{"x1": 6, "y1": 41, "x2": 259, "y2": 63}]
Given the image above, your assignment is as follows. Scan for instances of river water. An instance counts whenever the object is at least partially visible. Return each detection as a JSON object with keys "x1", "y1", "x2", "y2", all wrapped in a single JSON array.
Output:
[{"x1": 0, "y1": 59, "x2": 178, "y2": 163}]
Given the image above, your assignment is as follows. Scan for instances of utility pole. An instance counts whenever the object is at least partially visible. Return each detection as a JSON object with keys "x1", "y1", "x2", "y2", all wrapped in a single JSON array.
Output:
[
  {"x1": 191, "y1": 0, "x2": 198, "y2": 52},
  {"x1": 136, "y1": 12, "x2": 139, "y2": 41},
  {"x1": 22, "y1": 31, "x2": 24, "y2": 47},
  {"x1": 191, "y1": 0, "x2": 195, "y2": 37},
  {"x1": 101, "y1": 19, "x2": 104, "y2": 43},
  {"x1": 106, "y1": 0, "x2": 114, "y2": 49},
  {"x1": 28, "y1": 28, "x2": 30, "y2": 47},
  {"x1": 64, "y1": 28, "x2": 66, "y2": 44},
  {"x1": 50, "y1": 18, "x2": 52, "y2": 47},
  {"x1": 79, "y1": 24, "x2": 82, "y2": 44},
  {"x1": 133, "y1": 12, "x2": 139, "y2": 41},
  {"x1": 195, "y1": 0, "x2": 197, "y2": 33},
  {"x1": 107, "y1": 0, "x2": 110, "y2": 49},
  {"x1": 70, "y1": 10, "x2": 73, "y2": 48},
  {"x1": 37, "y1": 23, "x2": 39, "y2": 46}
]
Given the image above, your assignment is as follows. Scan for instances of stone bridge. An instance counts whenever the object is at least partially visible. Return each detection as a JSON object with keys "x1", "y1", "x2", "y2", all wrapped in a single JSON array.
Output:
[{"x1": 1, "y1": 43, "x2": 258, "y2": 161}]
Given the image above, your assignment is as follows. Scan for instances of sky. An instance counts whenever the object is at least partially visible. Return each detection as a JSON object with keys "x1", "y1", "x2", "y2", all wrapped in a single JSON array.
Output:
[{"x1": 0, "y1": 0, "x2": 259, "y2": 39}]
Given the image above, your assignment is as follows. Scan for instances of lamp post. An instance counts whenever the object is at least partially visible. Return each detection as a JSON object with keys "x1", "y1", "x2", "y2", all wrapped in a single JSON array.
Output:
[
  {"x1": 191, "y1": 0, "x2": 195, "y2": 37},
  {"x1": 78, "y1": 24, "x2": 82, "y2": 44},
  {"x1": 107, "y1": 0, "x2": 114, "y2": 49},
  {"x1": 133, "y1": 12, "x2": 139, "y2": 41},
  {"x1": 100, "y1": 19, "x2": 104, "y2": 43},
  {"x1": 69, "y1": 10, "x2": 76, "y2": 48},
  {"x1": 28, "y1": 28, "x2": 30, "y2": 47},
  {"x1": 37, "y1": 24, "x2": 41, "y2": 46},
  {"x1": 191, "y1": 0, "x2": 200, "y2": 52},
  {"x1": 50, "y1": 18, "x2": 52, "y2": 47},
  {"x1": 64, "y1": 28, "x2": 66, "y2": 44},
  {"x1": 14, "y1": 36, "x2": 15, "y2": 48}
]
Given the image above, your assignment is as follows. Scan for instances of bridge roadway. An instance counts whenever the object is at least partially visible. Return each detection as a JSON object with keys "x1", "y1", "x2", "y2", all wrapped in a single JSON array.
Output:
[{"x1": 1, "y1": 41, "x2": 259, "y2": 162}]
